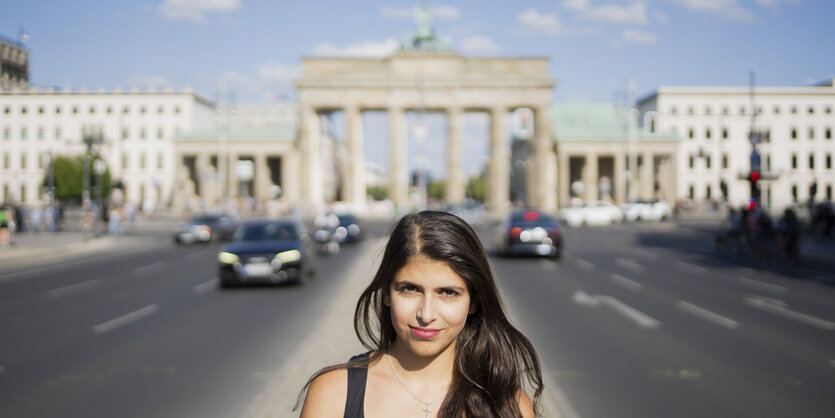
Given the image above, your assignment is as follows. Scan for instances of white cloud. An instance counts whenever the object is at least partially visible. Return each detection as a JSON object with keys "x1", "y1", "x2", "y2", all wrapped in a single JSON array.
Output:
[
  {"x1": 310, "y1": 38, "x2": 399, "y2": 57},
  {"x1": 379, "y1": 5, "x2": 460, "y2": 19},
  {"x1": 756, "y1": 0, "x2": 800, "y2": 10},
  {"x1": 127, "y1": 75, "x2": 182, "y2": 90},
  {"x1": 517, "y1": 8, "x2": 562, "y2": 36},
  {"x1": 459, "y1": 36, "x2": 500, "y2": 55},
  {"x1": 562, "y1": 0, "x2": 590, "y2": 12},
  {"x1": 652, "y1": 10, "x2": 670, "y2": 24},
  {"x1": 257, "y1": 62, "x2": 300, "y2": 83},
  {"x1": 671, "y1": 0, "x2": 758, "y2": 21},
  {"x1": 579, "y1": 2, "x2": 648, "y2": 25},
  {"x1": 621, "y1": 28, "x2": 657, "y2": 44},
  {"x1": 159, "y1": 0, "x2": 240, "y2": 24}
]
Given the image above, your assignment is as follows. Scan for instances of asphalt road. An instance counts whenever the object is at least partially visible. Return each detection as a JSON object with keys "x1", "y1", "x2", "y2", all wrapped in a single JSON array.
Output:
[{"x1": 1, "y1": 219, "x2": 833, "y2": 418}]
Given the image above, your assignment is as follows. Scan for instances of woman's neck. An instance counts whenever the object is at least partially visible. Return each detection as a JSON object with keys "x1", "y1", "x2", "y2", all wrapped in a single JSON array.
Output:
[{"x1": 388, "y1": 342, "x2": 455, "y2": 388}]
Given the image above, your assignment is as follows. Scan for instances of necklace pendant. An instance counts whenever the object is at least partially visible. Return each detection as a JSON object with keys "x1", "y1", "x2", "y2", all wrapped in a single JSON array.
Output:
[{"x1": 423, "y1": 404, "x2": 432, "y2": 416}]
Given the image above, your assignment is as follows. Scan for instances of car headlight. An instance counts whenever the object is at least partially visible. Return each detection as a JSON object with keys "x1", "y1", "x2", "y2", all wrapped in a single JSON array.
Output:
[
  {"x1": 275, "y1": 249, "x2": 301, "y2": 263},
  {"x1": 218, "y1": 252, "x2": 240, "y2": 264}
]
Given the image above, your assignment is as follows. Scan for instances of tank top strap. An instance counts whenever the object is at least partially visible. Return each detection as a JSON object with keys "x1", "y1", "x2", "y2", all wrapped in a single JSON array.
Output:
[{"x1": 344, "y1": 352, "x2": 370, "y2": 418}]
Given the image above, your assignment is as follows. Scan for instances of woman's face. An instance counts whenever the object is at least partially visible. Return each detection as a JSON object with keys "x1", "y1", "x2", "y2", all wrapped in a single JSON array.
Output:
[{"x1": 385, "y1": 255, "x2": 475, "y2": 359}]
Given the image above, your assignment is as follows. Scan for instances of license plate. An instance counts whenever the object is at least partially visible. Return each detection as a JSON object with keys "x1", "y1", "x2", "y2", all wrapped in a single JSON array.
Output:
[{"x1": 243, "y1": 263, "x2": 272, "y2": 277}]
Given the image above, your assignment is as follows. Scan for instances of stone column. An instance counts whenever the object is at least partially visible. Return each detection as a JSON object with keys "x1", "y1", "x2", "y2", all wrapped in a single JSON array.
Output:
[
  {"x1": 228, "y1": 152, "x2": 240, "y2": 198},
  {"x1": 487, "y1": 107, "x2": 510, "y2": 212},
  {"x1": 300, "y1": 106, "x2": 323, "y2": 207},
  {"x1": 255, "y1": 152, "x2": 269, "y2": 202},
  {"x1": 559, "y1": 151, "x2": 571, "y2": 208},
  {"x1": 615, "y1": 152, "x2": 627, "y2": 204},
  {"x1": 446, "y1": 106, "x2": 465, "y2": 203},
  {"x1": 531, "y1": 105, "x2": 556, "y2": 211},
  {"x1": 196, "y1": 152, "x2": 211, "y2": 204},
  {"x1": 640, "y1": 152, "x2": 653, "y2": 199},
  {"x1": 389, "y1": 106, "x2": 408, "y2": 208},
  {"x1": 585, "y1": 153, "x2": 599, "y2": 201},
  {"x1": 344, "y1": 105, "x2": 366, "y2": 207}
]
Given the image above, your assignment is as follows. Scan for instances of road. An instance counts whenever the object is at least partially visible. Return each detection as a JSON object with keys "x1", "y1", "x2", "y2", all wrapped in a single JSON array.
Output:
[{"x1": 1, "y1": 219, "x2": 833, "y2": 417}]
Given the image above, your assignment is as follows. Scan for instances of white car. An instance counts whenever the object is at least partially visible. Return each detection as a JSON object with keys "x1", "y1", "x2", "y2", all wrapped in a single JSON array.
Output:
[
  {"x1": 559, "y1": 200, "x2": 624, "y2": 227},
  {"x1": 619, "y1": 200, "x2": 673, "y2": 222}
]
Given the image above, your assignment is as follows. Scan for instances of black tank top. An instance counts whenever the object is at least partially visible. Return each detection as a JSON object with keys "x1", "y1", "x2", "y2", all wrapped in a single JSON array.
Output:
[{"x1": 344, "y1": 353, "x2": 369, "y2": 418}]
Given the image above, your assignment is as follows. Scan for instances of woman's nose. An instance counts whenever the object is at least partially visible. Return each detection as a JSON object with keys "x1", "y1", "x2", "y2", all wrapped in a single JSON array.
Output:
[{"x1": 416, "y1": 295, "x2": 436, "y2": 324}]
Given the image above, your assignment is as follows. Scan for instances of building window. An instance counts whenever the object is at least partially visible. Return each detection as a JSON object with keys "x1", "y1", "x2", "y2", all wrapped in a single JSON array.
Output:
[
  {"x1": 157, "y1": 128, "x2": 164, "y2": 139},
  {"x1": 722, "y1": 127, "x2": 728, "y2": 140},
  {"x1": 705, "y1": 128, "x2": 712, "y2": 140},
  {"x1": 706, "y1": 155, "x2": 712, "y2": 169},
  {"x1": 38, "y1": 127, "x2": 44, "y2": 140},
  {"x1": 123, "y1": 105, "x2": 130, "y2": 114},
  {"x1": 722, "y1": 154, "x2": 729, "y2": 169},
  {"x1": 808, "y1": 106, "x2": 815, "y2": 114},
  {"x1": 791, "y1": 127, "x2": 797, "y2": 140},
  {"x1": 106, "y1": 106, "x2": 113, "y2": 114},
  {"x1": 766, "y1": 154, "x2": 771, "y2": 171},
  {"x1": 21, "y1": 106, "x2": 27, "y2": 115},
  {"x1": 826, "y1": 153, "x2": 832, "y2": 169},
  {"x1": 827, "y1": 185, "x2": 833, "y2": 201},
  {"x1": 689, "y1": 185, "x2": 694, "y2": 199},
  {"x1": 826, "y1": 127, "x2": 831, "y2": 140},
  {"x1": 773, "y1": 105, "x2": 780, "y2": 114},
  {"x1": 809, "y1": 154, "x2": 815, "y2": 170},
  {"x1": 158, "y1": 106, "x2": 164, "y2": 114},
  {"x1": 122, "y1": 127, "x2": 129, "y2": 140},
  {"x1": 791, "y1": 153, "x2": 797, "y2": 169},
  {"x1": 3, "y1": 106, "x2": 9, "y2": 114},
  {"x1": 706, "y1": 185, "x2": 712, "y2": 200},
  {"x1": 790, "y1": 106, "x2": 797, "y2": 114},
  {"x1": 140, "y1": 106, "x2": 147, "y2": 114},
  {"x1": 739, "y1": 106, "x2": 746, "y2": 115},
  {"x1": 72, "y1": 106, "x2": 78, "y2": 114},
  {"x1": 55, "y1": 106, "x2": 61, "y2": 114},
  {"x1": 705, "y1": 106, "x2": 712, "y2": 115},
  {"x1": 21, "y1": 127, "x2": 27, "y2": 140},
  {"x1": 157, "y1": 152, "x2": 164, "y2": 169},
  {"x1": 89, "y1": 106, "x2": 95, "y2": 114},
  {"x1": 140, "y1": 128, "x2": 146, "y2": 139},
  {"x1": 757, "y1": 106, "x2": 763, "y2": 115},
  {"x1": 670, "y1": 106, "x2": 677, "y2": 115},
  {"x1": 38, "y1": 106, "x2": 44, "y2": 114},
  {"x1": 174, "y1": 106, "x2": 181, "y2": 114},
  {"x1": 722, "y1": 106, "x2": 729, "y2": 115},
  {"x1": 2, "y1": 153, "x2": 7, "y2": 169},
  {"x1": 688, "y1": 128, "x2": 694, "y2": 139},
  {"x1": 826, "y1": 106, "x2": 832, "y2": 114},
  {"x1": 122, "y1": 153, "x2": 128, "y2": 169},
  {"x1": 3, "y1": 128, "x2": 9, "y2": 140},
  {"x1": 55, "y1": 127, "x2": 61, "y2": 140},
  {"x1": 689, "y1": 155, "x2": 695, "y2": 169},
  {"x1": 809, "y1": 127, "x2": 815, "y2": 140},
  {"x1": 140, "y1": 154, "x2": 146, "y2": 169},
  {"x1": 688, "y1": 106, "x2": 694, "y2": 115},
  {"x1": 21, "y1": 154, "x2": 27, "y2": 169},
  {"x1": 791, "y1": 185, "x2": 797, "y2": 202}
]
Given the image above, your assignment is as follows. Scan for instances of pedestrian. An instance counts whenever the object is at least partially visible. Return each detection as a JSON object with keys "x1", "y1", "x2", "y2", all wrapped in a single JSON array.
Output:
[
  {"x1": 297, "y1": 211, "x2": 543, "y2": 417},
  {"x1": 0, "y1": 205, "x2": 10, "y2": 248}
]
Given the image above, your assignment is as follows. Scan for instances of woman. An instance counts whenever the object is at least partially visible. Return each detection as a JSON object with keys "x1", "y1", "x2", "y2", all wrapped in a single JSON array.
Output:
[{"x1": 298, "y1": 211, "x2": 543, "y2": 417}]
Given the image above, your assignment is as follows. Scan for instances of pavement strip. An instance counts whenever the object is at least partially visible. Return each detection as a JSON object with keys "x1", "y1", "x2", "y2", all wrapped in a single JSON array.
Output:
[
  {"x1": 677, "y1": 300, "x2": 740, "y2": 329},
  {"x1": 744, "y1": 296, "x2": 835, "y2": 331},
  {"x1": 92, "y1": 304, "x2": 160, "y2": 334},
  {"x1": 737, "y1": 276, "x2": 787, "y2": 294},
  {"x1": 596, "y1": 296, "x2": 662, "y2": 329},
  {"x1": 615, "y1": 258, "x2": 646, "y2": 274},
  {"x1": 574, "y1": 258, "x2": 595, "y2": 272},
  {"x1": 610, "y1": 273, "x2": 643, "y2": 291},
  {"x1": 192, "y1": 278, "x2": 218, "y2": 295},
  {"x1": 47, "y1": 279, "x2": 101, "y2": 298}
]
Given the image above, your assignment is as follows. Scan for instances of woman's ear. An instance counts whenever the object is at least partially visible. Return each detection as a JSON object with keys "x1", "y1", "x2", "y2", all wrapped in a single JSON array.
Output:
[
  {"x1": 468, "y1": 300, "x2": 477, "y2": 315},
  {"x1": 383, "y1": 288, "x2": 391, "y2": 307}
]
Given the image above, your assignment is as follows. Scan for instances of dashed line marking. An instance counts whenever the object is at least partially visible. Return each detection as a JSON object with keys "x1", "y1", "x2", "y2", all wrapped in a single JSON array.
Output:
[
  {"x1": 737, "y1": 277, "x2": 787, "y2": 294},
  {"x1": 744, "y1": 296, "x2": 835, "y2": 331},
  {"x1": 632, "y1": 248, "x2": 657, "y2": 260},
  {"x1": 574, "y1": 258, "x2": 595, "y2": 272},
  {"x1": 572, "y1": 290, "x2": 601, "y2": 307},
  {"x1": 597, "y1": 296, "x2": 661, "y2": 329},
  {"x1": 678, "y1": 300, "x2": 740, "y2": 329},
  {"x1": 132, "y1": 262, "x2": 165, "y2": 278},
  {"x1": 616, "y1": 258, "x2": 646, "y2": 274},
  {"x1": 47, "y1": 280, "x2": 101, "y2": 298},
  {"x1": 193, "y1": 279, "x2": 219, "y2": 295},
  {"x1": 610, "y1": 273, "x2": 643, "y2": 291},
  {"x1": 93, "y1": 305, "x2": 159, "y2": 334}
]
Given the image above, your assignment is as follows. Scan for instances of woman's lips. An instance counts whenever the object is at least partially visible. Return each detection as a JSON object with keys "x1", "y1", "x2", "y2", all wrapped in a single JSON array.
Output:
[{"x1": 410, "y1": 326, "x2": 440, "y2": 339}]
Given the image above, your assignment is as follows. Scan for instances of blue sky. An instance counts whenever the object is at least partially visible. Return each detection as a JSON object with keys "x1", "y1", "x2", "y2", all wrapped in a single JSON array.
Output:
[{"x1": 3, "y1": 0, "x2": 833, "y2": 178}]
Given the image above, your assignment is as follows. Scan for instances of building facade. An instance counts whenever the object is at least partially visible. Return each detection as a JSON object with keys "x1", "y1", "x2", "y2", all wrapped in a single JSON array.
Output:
[
  {"x1": 0, "y1": 35, "x2": 29, "y2": 91},
  {"x1": 638, "y1": 81, "x2": 835, "y2": 211}
]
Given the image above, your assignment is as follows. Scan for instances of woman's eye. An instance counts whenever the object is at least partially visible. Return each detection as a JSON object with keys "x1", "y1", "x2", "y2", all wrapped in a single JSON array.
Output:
[
  {"x1": 440, "y1": 289, "x2": 460, "y2": 297},
  {"x1": 398, "y1": 285, "x2": 418, "y2": 293}
]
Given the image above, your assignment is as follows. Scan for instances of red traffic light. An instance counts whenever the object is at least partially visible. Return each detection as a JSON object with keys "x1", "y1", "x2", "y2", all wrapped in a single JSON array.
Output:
[{"x1": 749, "y1": 171, "x2": 760, "y2": 183}]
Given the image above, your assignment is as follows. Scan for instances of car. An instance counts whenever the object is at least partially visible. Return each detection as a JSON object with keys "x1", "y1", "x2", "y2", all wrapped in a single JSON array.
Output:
[
  {"x1": 173, "y1": 213, "x2": 238, "y2": 244},
  {"x1": 333, "y1": 213, "x2": 364, "y2": 244},
  {"x1": 559, "y1": 200, "x2": 623, "y2": 227},
  {"x1": 494, "y1": 210, "x2": 563, "y2": 259},
  {"x1": 619, "y1": 200, "x2": 673, "y2": 222},
  {"x1": 217, "y1": 218, "x2": 315, "y2": 286}
]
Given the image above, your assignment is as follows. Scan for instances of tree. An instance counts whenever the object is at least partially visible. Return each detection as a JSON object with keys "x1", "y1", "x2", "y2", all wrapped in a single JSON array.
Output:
[
  {"x1": 366, "y1": 185, "x2": 388, "y2": 201},
  {"x1": 43, "y1": 155, "x2": 112, "y2": 203},
  {"x1": 466, "y1": 175, "x2": 486, "y2": 202},
  {"x1": 428, "y1": 179, "x2": 445, "y2": 201}
]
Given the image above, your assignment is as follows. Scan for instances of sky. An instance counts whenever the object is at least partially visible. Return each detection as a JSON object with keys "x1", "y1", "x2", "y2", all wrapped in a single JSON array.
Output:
[{"x1": 3, "y1": 0, "x2": 834, "y2": 179}]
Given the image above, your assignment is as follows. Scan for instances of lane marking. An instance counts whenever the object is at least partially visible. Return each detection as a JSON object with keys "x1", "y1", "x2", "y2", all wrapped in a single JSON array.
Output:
[
  {"x1": 132, "y1": 262, "x2": 165, "y2": 278},
  {"x1": 193, "y1": 279, "x2": 219, "y2": 295},
  {"x1": 574, "y1": 258, "x2": 595, "y2": 272},
  {"x1": 744, "y1": 296, "x2": 835, "y2": 331},
  {"x1": 616, "y1": 258, "x2": 646, "y2": 274},
  {"x1": 676, "y1": 261, "x2": 706, "y2": 276},
  {"x1": 597, "y1": 296, "x2": 661, "y2": 329},
  {"x1": 572, "y1": 290, "x2": 601, "y2": 307},
  {"x1": 0, "y1": 365, "x2": 4, "y2": 373},
  {"x1": 830, "y1": 360, "x2": 835, "y2": 368},
  {"x1": 632, "y1": 248, "x2": 657, "y2": 260},
  {"x1": 93, "y1": 304, "x2": 159, "y2": 334},
  {"x1": 737, "y1": 277, "x2": 787, "y2": 294},
  {"x1": 610, "y1": 273, "x2": 643, "y2": 291},
  {"x1": 47, "y1": 280, "x2": 101, "y2": 299},
  {"x1": 678, "y1": 300, "x2": 740, "y2": 329}
]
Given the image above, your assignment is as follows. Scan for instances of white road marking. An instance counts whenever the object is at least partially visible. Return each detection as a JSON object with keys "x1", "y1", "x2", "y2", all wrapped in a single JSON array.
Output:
[
  {"x1": 632, "y1": 248, "x2": 657, "y2": 260},
  {"x1": 132, "y1": 262, "x2": 165, "y2": 278},
  {"x1": 574, "y1": 258, "x2": 595, "y2": 272},
  {"x1": 737, "y1": 277, "x2": 787, "y2": 294},
  {"x1": 746, "y1": 295, "x2": 786, "y2": 307},
  {"x1": 610, "y1": 273, "x2": 643, "y2": 291},
  {"x1": 93, "y1": 305, "x2": 159, "y2": 334},
  {"x1": 193, "y1": 279, "x2": 219, "y2": 295},
  {"x1": 678, "y1": 300, "x2": 740, "y2": 329},
  {"x1": 745, "y1": 296, "x2": 835, "y2": 331},
  {"x1": 47, "y1": 280, "x2": 101, "y2": 298},
  {"x1": 0, "y1": 365, "x2": 4, "y2": 373},
  {"x1": 597, "y1": 296, "x2": 661, "y2": 329},
  {"x1": 572, "y1": 290, "x2": 601, "y2": 307},
  {"x1": 616, "y1": 258, "x2": 646, "y2": 274},
  {"x1": 830, "y1": 360, "x2": 835, "y2": 368},
  {"x1": 676, "y1": 261, "x2": 706, "y2": 276}
]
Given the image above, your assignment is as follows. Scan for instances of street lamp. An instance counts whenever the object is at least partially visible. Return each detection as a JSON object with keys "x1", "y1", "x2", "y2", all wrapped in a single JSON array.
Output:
[
  {"x1": 93, "y1": 159, "x2": 106, "y2": 235},
  {"x1": 82, "y1": 125, "x2": 104, "y2": 237}
]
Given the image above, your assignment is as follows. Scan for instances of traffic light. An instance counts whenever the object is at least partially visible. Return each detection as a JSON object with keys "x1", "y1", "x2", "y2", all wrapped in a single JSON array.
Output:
[{"x1": 748, "y1": 170, "x2": 761, "y2": 204}]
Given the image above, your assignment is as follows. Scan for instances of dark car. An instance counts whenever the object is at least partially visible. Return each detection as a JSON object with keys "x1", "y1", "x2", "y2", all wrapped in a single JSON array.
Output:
[
  {"x1": 217, "y1": 218, "x2": 315, "y2": 286},
  {"x1": 333, "y1": 213, "x2": 363, "y2": 243},
  {"x1": 494, "y1": 210, "x2": 564, "y2": 259},
  {"x1": 174, "y1": 213, "x2": 238, "y2": 244}
]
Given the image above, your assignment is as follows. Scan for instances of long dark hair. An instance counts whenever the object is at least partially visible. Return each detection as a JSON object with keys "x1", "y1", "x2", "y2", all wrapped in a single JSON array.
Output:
[{"x1": 298, "y1": 211, "x2": 543, "y2": 417}]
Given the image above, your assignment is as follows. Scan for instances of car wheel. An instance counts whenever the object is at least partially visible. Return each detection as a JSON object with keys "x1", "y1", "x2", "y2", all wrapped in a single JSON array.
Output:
[{"x1": 219, "y1": 279, "x2": 236, "y2": 288}]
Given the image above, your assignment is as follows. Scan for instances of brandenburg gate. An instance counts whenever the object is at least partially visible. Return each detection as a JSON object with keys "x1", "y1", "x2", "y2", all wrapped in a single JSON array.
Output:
[{"x1": 295, "y1": 50, "x2": 558, "y2": 212}]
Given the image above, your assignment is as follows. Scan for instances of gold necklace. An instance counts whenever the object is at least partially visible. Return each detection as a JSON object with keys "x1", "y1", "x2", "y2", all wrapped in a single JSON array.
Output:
[{"x1": 388, "y1": 352, "x2": 447, "y2": 418}]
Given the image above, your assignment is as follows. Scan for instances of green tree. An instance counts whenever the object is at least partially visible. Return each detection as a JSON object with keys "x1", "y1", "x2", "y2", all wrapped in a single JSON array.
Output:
[
  {"x1": 466, "y1": 175, "x2": 486, "y2": 202},
  {"x1": 44, "y1": 155, "x2": 112, "y2": 202},
  {"x1": 428, "y1": 179, "x2": 445, "y2": 201},
  {"x1": 366, "y1": 185, "x2": 388, "y2": 201}
]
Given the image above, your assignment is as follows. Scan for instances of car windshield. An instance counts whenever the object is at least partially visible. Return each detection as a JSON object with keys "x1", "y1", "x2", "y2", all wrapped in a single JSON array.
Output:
[
  {"x1": 510, "y1": 212, "x2": 559, "y2": 228},
  {"x1": 234, "y1": 223, "x2": 298, "y2": 241},
  {"x1": 191, "y1": 215, "x2": 221, "y2": 225}
]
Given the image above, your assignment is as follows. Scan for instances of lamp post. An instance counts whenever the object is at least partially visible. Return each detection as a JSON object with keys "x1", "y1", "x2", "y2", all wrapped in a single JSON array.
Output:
[
  {"x1": 82, "y1": 125, "x2": 104, "y2": 238},
  {"x1": 93, "y1": 159, "x2": 106, "y2": 236}
]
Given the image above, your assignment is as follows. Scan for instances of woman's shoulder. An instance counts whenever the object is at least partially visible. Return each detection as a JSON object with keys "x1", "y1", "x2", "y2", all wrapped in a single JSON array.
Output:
[
  {"x1": 300, "y1": 369, "x2": 348, "y2": 417},
  {"x1": 516, "y1": 389, "x2": 535, "y2": 418}
]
